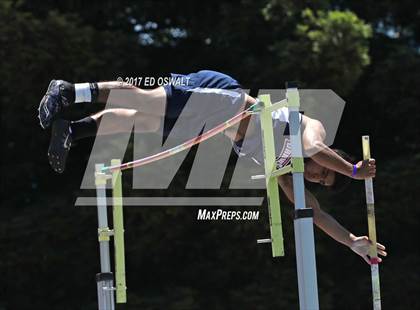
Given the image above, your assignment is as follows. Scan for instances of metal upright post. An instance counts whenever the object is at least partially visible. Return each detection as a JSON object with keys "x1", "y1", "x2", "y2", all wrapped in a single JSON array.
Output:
[
  {"x1": 362, "y1": 136, "x2": 381, "y2": 310},
  {"x1": 287, "y1": 83, "x2": 319, "y2": 310},
  {"x1": 95, "y1": 164, "x2": 115, "y2": 310},
  {"x1": 255, "y1": 85, "x2": 319, "y2": 309},
  {"x1": 258, "y1": 94, "x2": 285, "y2": 257},
  {"x1": 111, "y1": 159, "x2": 127, "y2": 304}
]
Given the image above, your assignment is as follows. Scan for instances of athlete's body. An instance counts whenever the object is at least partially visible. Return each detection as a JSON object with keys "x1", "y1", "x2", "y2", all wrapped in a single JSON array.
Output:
[{"x1": 38, "y1": 70, "x2": 386, "y2": 264}]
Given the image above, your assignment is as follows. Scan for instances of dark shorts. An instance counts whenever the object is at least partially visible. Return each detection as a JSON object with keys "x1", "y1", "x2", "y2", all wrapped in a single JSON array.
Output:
[{"x1": 162, "y1": 70, "x2": 245, "y2": 140}]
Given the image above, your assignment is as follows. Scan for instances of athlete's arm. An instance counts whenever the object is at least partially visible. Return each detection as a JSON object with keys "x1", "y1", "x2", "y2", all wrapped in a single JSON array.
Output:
[
  {"x1": 277, "y1": 175, "x2": 387, "y2": 264},
  {"x1": 278, "y1": 175, "x2": 354, "y2": 246},
  {"x1": 301, "y1": 115, "x2": 376, "y2": 179}
]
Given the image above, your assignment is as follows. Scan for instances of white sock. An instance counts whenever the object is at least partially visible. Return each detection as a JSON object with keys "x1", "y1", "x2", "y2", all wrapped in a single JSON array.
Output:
[{"x1": 74, "y1": 83, "x2": 92, "y2": 103}]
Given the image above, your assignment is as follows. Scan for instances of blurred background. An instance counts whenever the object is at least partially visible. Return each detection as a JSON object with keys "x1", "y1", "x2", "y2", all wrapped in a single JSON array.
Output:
[{"x1": 1, "y1": 0, "x2": 419, "y2": 309}]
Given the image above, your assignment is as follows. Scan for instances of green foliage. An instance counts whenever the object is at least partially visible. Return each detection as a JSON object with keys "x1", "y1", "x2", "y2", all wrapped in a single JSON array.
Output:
[
  {"x1": 1, "y1": 0, "x2": 419, "y2": 309},
  {"x1": 268, "y1": 9, "x2": 372, "y2": 94}
]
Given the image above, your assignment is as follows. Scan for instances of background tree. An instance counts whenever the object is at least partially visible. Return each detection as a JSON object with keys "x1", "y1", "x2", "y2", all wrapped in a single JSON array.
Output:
[{"x1": 1, "y1": 0, "x2": 419, "y2": 309}]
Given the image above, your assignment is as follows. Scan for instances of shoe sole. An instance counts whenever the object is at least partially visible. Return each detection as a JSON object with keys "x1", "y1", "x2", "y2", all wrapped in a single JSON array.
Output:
[{"x1": 48, "y1": 119, "x2": 71, "y2": 173}]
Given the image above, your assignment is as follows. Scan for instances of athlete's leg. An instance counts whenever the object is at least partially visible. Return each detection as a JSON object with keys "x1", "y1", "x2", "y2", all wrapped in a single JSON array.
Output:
[
  {"x1": 96, "y1": 82, "x2": 167, "y2": 117},
  {"x1": 89, "y1": 108, "x2": 162, "y2": 135},
  {"x1": 38, "y1": 80, "x2": 166, "y2": 129},
  {"x1": 47, "y1": 108, "x2": 162, "y2": 173}
]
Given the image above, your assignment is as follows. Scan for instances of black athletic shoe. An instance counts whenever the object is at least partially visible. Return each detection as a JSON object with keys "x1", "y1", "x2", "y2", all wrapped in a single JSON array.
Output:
[
  {"x1": 38, "y1": 80, "x2": 75, "y2": 129},
  {"x1": 48, "y1": 119, "x2": 72, "y2": 173}
]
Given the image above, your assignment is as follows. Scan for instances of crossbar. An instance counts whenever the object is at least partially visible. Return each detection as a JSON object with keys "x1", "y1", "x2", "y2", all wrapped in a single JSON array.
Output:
[
  {"x1": 101, "y1": 101, "x2": 263, "y2": 173},
  {"x1": 262, "y1": 98, "x2": 287, "y2": 114}
]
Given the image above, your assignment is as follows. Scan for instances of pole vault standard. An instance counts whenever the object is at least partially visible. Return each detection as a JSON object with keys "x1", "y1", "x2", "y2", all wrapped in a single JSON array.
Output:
[
  {"x1": 256, "y1": 84, "x2": 319, "y2": 309},
  {"x1": 362, "y1": 136, "x2": 381, "y2": 310},
  {"x1": 288, "y1": 84, "x2": 319, "y2": 309},
  {"x1": 93, "y1": 84, "x2": 319, "y2": 309},
  {"x1": 95, "y1": 160, "x2": 126, "y2": 310}
]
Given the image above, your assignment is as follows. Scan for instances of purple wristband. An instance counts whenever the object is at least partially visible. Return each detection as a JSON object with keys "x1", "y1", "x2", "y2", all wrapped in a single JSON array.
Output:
[{"x1": 351, "y1": 164, "x2": 357, "y2": 177}]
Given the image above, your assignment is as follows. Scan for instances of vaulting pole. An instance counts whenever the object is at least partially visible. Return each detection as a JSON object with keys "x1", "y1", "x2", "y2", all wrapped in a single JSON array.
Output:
[{"x1": 362, "y1": 136, "x2": 381, "y2": 310}]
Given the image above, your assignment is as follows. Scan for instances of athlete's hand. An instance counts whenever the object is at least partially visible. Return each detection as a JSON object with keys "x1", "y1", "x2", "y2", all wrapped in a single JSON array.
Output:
[
  {"x1": 350, "y1": 235, "x2": 387, "y2": 265},
  {"x1": 353, "y1": 159, "x2": 376, "y2": 179}
]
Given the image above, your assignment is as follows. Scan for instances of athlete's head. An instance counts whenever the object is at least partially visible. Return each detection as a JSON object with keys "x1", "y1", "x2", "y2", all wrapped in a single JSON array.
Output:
[{"x1": 304, "y1": 149, "x2": 355, "y2": 192}]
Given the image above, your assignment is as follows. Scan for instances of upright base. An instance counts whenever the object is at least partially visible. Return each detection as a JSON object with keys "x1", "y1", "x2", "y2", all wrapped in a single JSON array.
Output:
[
  {"x1": 292, "y1": 175, "x2": 319, "y2": 310},
  {"x1": 96, "y1": 272, "x2": 115, "y2": 310}
]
